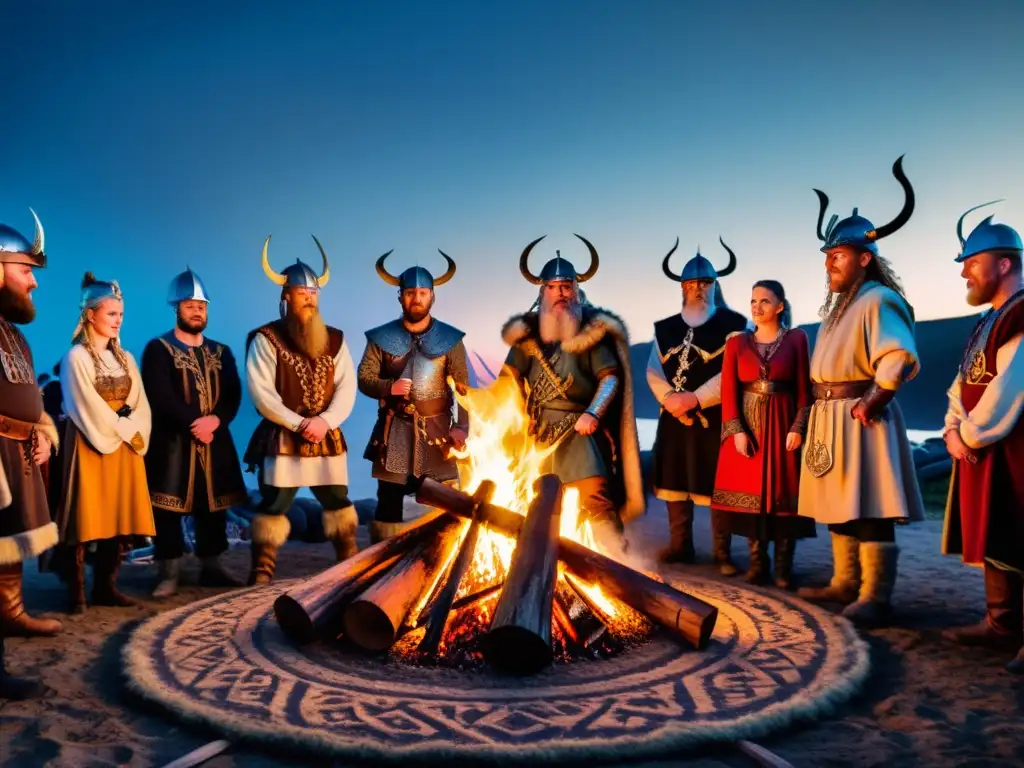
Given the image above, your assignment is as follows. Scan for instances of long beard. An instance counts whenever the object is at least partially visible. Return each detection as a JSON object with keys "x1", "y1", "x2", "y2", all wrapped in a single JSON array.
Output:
[
  {"x1": 0, "y1": 286, "x2": 36, "y2": 324},
  {"x1": 819, "y1": 273, "x2": 865, "y2": 333},
  {"x1": 681, "y1": 296, "x2": 712, "y2": 328},
  {"x1": 286, "y1": 306, "x2": 329, "y2": 358},
  {"x1": 539, "y1": 302, "x2": 581, "y2": 343}
]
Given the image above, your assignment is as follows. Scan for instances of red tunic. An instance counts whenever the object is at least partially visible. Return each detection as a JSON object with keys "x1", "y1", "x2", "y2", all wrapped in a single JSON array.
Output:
[
  {"x1": 712, "y1": 329, "x2": 816, "y2": 539},
  {"x1": 945, "y1": 290, "x2": 1024, "y2": 570}
]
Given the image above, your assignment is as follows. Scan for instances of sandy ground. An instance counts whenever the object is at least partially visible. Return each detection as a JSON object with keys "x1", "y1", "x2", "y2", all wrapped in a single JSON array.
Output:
[{"x1": 2, "y1": 498, "x2": 1023, "y2": 768}]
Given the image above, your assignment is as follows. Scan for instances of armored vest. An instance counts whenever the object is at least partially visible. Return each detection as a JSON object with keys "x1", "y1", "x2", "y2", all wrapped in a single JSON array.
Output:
[
  {"x1": 653, "y1": 308, "x2": 747, "y2": 393},
  {"x1": 366, "y1": 319, "x2": 464, "y2": 415}
]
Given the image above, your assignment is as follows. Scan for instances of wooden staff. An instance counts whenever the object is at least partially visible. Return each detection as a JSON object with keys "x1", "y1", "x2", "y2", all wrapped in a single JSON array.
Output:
[
  {"x1": 416, "y1": 477, "x2": 718, "y2": 649},
  {"x1": 273, "y1": 508, "x2": 453, "y2": 644},
  {"x1": 342, "y1": 517, "x2": 464, "y2": 652},
  {"x1": 417, "y1": 480, "x2": 496, "y2": 654},
  {"x1": 481, "y1": 475, "x2": 563, "y2": 674}
]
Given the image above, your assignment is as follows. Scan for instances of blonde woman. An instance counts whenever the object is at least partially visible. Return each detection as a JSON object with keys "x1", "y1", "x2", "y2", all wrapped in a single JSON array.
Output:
[{"x1": 57, "y1": 273, "x2": 154, "y2": 613}]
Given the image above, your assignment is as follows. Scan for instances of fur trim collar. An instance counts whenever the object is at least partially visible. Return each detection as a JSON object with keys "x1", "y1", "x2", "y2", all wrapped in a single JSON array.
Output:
[{"x1": 501, "y1": 306, "x2": 629, "y2": 354}]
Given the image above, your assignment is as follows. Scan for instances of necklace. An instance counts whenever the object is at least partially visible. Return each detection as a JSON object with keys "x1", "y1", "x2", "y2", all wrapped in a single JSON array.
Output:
[{"x1": 750, "y1": 328, "x2": 786, "y2": 380}]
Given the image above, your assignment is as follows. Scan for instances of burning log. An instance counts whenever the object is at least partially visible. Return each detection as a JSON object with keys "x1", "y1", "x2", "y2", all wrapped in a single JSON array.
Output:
[
  {"x1": 416, "y1": 478, "x2": 719, "y2": 649},
  {"x1": 342, "y1": 517, "x2": 465, "y2": 652},
  {"x1": 274, "y1": 509, "x2": 454, "y2": 644},
  {"x1": 418, "y1": 480, "x2": 496, "y2": 654},
  {"x1": 482, "y1": 475, "x2": 563, "y2": 675},
  {"x1": 555, "y1": 576, "x2": 608, "y2": 648}
]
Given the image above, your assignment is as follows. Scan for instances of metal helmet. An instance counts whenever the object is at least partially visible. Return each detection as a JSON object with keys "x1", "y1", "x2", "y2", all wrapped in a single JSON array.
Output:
[
  {"x1": 954, "y1": 200, "x2": 1022, "y2": 263},
  {"x1": 0, "y1": 208, "x2": 46, "y2": 268},
  {"x1": 166, "y1": 266, "x2": 211, "y2": 305},
  {"x1": 662, "y1": 236, "x2": 738, "y2": 282},
  {"x1": 79, "y1": 272, "x2": 122, "y2": 310},
  {"x1": 375, "y1": 249, "x2": 456, "y2": 290},
  {"x1": 519, "y1": 234, "x2": 599, "y2": 285},
  {"x1": 814, "y1": 155, "x2": 915, "y2": 256},
  {"x1": 260, "y1": 234, "x2": 330, "y2": 290}
]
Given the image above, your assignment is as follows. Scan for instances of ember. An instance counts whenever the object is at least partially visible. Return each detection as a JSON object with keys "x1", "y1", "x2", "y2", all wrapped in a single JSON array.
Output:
[{"x1": 273, "y1": 375, "x2": 717, "y2": 674}]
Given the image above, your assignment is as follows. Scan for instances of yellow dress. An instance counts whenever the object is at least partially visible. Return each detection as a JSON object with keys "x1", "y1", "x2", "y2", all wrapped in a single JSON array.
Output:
[{"x1": 58, "y1": 352, "x2": 155, "y2": 545}]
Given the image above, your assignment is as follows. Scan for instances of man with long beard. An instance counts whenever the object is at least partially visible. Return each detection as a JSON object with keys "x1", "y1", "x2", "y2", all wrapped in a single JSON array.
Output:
[
  {"x1": 796, "y1": 156, "x2": 925, "y2": 627},
  {"x1": 0, "y1": 210, "x2": 62, "y2": 700},
  {"x1": 940, "y1": 202, "x2": 1024, "y2": 674},
  {"x1": 141, "y1": 268, "x2": 248, "y2": 597},
  {"x1": 358, "y1": 251, "x2": 470, "y2": 542},
  {"x1": 243, "y1": 236, "x2": 358, "y2": 585},
  {"x1": 500, "y1": 236, "x2": 644, "y2": 548},
  {"x1": 647, "y1": 238, "x2": 748, "y2": 571}
]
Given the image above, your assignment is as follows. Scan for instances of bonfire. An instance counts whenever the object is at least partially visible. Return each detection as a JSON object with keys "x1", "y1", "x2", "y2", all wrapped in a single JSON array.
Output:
[{"x1": 273, "y1": 375, "x2": 717, "y2": 675}]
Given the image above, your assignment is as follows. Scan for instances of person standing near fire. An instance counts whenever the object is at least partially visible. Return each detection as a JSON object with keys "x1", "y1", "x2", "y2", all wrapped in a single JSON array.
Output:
[
  {"x1": 243, "y1": 235, "x2": 359, "y2": 585},
  {"x1": 499, "y1": 235, "x2": 645, "y2": 549},
  {"x1": 357, "y1": 250, "x2": 470, "y2": 543},
  {"x1": 795, "y1": 156, "x2": 925, "y2": 627},
  {"x1": 141, "y1": 267, "x2": 248, "y2": 598},
  {"x1": 646, "y1": 237, "x2": 748, "y2": 573},
  {"x1": 940, "y1": 201, "x2": 1024, "y2": 675}
]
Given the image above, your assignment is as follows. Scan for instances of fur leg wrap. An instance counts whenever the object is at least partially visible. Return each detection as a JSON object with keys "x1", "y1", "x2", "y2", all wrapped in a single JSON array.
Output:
[
  {"x1": 250, "y1": 513, "x2": 291, "y2": 548},
  {"x1": 842, "y1": 542, "x2": 899, "y2": 627},
  {"x1": 324, "y1": 505, "x2": 359, "y2": 561}
]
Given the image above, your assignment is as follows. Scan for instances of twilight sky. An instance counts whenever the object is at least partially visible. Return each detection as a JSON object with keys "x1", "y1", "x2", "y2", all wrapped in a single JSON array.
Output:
[{"x1": 3, "y1": 0, "x2": 1023, "y2": 496}]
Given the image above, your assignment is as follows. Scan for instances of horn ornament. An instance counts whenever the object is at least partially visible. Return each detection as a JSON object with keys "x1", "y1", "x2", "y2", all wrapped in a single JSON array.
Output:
[{"x1": 261, "y1": 235, "x2": 287, "y2": 286}]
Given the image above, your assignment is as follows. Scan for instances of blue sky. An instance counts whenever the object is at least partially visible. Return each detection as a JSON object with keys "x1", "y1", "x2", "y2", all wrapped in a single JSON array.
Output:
[{"x1": 3, "y1": 1, "x2": 1023, "y2": 496}]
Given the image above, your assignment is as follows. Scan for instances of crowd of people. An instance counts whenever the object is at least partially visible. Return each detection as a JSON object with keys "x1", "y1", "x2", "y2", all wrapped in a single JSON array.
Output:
[{"x1": 1, "y1": 156, "x2": 1022, "y2": 702}]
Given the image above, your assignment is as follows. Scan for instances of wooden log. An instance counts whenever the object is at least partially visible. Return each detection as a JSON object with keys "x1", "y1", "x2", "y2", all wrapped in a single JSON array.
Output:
[
  {"x1": 556, "y1": 576, "x2": 608, "y2": 648},
  {"x1": 274, "y1": 508, "x2": 454, "y2": 644},
  {"x1": 416, "y1": 477, "x2": 718, "y2": 649},
  {"x1": 342, "y1": 518, "x2": 464, "y2": 651},
  {"x1": 481, "y1": 474, "x2": 563, "y2": 675},
  {"x1": 418, "y1": 480, "x2": 496, "y2": 654}
]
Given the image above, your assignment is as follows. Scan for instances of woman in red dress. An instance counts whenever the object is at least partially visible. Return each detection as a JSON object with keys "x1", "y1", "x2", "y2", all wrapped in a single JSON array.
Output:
[{"x1": 711, "y1": 280, "x2": 816, "y2": 588}]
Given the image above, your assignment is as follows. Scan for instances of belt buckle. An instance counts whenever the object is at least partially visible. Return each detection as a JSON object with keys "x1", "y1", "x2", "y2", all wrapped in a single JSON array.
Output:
[
  {"x1": 403, "y1": 403, "x2": 416, "y2": 414},
  {"x1": 825, "y1": 388, "x2": 832, "y2": 399}
]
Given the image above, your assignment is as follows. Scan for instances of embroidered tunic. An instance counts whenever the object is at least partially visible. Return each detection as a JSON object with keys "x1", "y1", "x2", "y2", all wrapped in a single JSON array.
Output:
[
  {"x1": 244, "y1": 321, "x2": 357, "y2": 488},
  {"x1": 57, "y1": 344, "x2": 155, "y2": 544},
  {"x1": 0, "y1": 317, "x2": 59, "y2": 564},
  {"x1": 797, "y1": 282, "x2": 925, "y2": 525},
  {"x1": 711, "y1": 329, "x2": 816, "y2": 540},
  {"x1": 942, "y1": 289, "x2": 1024, "y2": 571},
  {"x1": 140, "y1": 331, "x2": 247, "y2": 513},
  {"x1": 647, "y1": 307, "x2": 748, "y2": 504}
]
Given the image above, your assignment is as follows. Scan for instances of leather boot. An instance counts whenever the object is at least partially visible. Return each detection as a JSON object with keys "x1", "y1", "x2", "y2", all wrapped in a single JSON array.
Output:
[
  {"x1": 0, "y1": 635, "x2": 44, "y2": 701},
  {"x1": 659, "y1": 501, "x2": 696, "y2": 564},
  {"x1": 773, "y1": 538, "x2": 796, "y2": 590},
  {"x1": 710, "y1": 509, "x2": 738, "y2": 576},
  {"x1": 67, "y1": 544, "x2": 86, "y2": 614},
  {"x1": 91, "y1": 538, "x2": 135, "y2": 607},
  {"x1": 324, "y1": 505, "x2": 359, "y2": 562},
  {"x1": 247, "y1": 514, "x2": 290, "y2": 586},
  {"x1": 1008, "y1": 647, "x2": 1024, "y2": 674},
  {"x1": 199, "y1": 555, "x2": 243, "y2": 588},
  {"x1": 942, "y1": 564, "x2": 1023, "y2": 652},
  {"x1": 743, "y1": 539, "x2": 770, "y2": 585},
  {"x1": 842, "y1": 542, "x2": 898, "y2": 627},
  {"x1": 798, "y1": 532, "x2": 859, "y2": 604},
  {"x1": 151, "y1": 558, "x2": 181, "y2": 598},
  {"x1": 0, "y1": 562, "x2": 61, "y2": 637},
  {"x1": 369, "y1": 520, "x2": 408, "y2": 544}
]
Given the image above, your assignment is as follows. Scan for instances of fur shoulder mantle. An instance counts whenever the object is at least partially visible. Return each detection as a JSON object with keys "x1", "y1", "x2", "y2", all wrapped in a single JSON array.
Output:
[{"x1": 501, "y1": 306, "x2": 629, "y2": 354}]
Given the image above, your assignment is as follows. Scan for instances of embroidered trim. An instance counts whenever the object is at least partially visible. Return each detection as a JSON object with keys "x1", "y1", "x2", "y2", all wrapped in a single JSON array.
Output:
[
  {"x1": 260, "y1": 326, "x2": 334, "y2": 414},
  {"x1": 0, "y1": 319, "x2": 33, "y2": 385},
  {"x1": 791, "y1": 406, "x2": 810, "y2": 437},
  {"x1": 721, "y1": 418, "x2": 745, "y2": 442},
  {"x1": 711, "y1": 488, "x2": 761, "y2": 511}
]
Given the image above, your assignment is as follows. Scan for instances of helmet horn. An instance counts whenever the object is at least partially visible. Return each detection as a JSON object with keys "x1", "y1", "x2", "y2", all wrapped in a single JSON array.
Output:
[
  {"x1": 662, "y1": 237, "x2": 682, "y2": 281},
  {"x1": 375, "y1": 249, "x2": 400, "y2": 286},
  {"x1": 261, "y1": 235, "x2": 287, "y2": 286},
  {"x1": 573, "y1": 233, "x2": 599, "y2": 282},
  {"x1": 311, "y1": 234, "x2": 330, "y2": 288},
  {"x1": 519, "y1": 235, "x2": 546, "y2": 285},
  {"x1": 866, "y1": 155, "x2": 915, "y2": 242},
  {"x1": 29, "y1": 208, "x2": 44, "y2": 256},
  {"x1": 956, "y1": 199, "x2": 1005, "y2": 247},
  {"x1": 433, "y1": 249, "x2": 457, "y2": 286},
  {"x1": 716, "y1": 236, "x2": 737, "y2": 277},
  {"x1": 813, "y1": 189, "x2": 831, "y2": 242}
]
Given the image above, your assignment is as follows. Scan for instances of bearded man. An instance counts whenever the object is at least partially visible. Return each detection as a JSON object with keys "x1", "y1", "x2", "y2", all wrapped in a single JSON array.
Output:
[
  {"x1": 500, "y1": 236, "x2": 644, "y2": 548},
  {"x1": 243, "y1": 235, "x2": 358, "y2": 585},
  {"x1": 796, "y1": 156, "x2": 925, "y2": 627},
  {"x1": 647, "y1": 238, "x2": 748, "y2": 572},
  {"x1": 0, "y1": 210, "x2": 62, "y2": 700},
  {"x1": 940, "y1": 201, "x2": 1024, "y2": 674},
  {"x1": 141, "y1": 268, "x2": 248, "y2": 597},
  {"x1": 358, "y1": 251, "x2": 469, "y2": 542}
]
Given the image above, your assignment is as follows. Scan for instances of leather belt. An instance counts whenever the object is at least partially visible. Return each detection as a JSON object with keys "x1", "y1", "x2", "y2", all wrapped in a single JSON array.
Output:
[
  {"x1": 392, "y1": 397, "x2": 451, "y2": 420},
  {"x1": 0, "y1": 414, "x2": 34, "y2": 441},
  {"x1": 743, "y1": 380, "x2": 793, "y2": 395},
  {"x1": 540, "y1": 401, "x2": 588, "y2": 413},
  {"x1": 811, "y1": 380, "x2": 873, "y2": 401}
]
